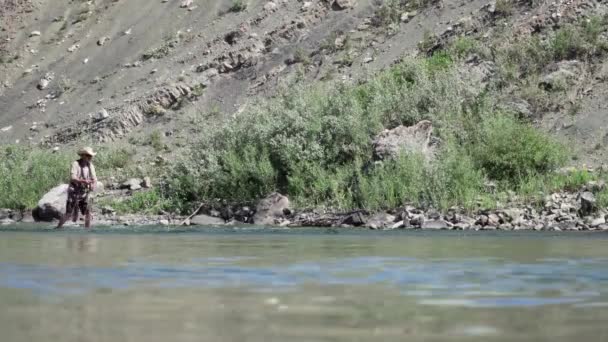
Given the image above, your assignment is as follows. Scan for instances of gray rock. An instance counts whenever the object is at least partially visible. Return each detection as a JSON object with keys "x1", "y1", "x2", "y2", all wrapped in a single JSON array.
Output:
[
  {"x1": 37, "y1": 78, "x2": 50, "y2": 90},
  {"x1": 97, "y1": 36, "x2": 110, "y2": 46},
  {"x1": 579, "y1": 191, "x2": 597, "y2": 216},
  {"x1": 0, "y1": 208, "x2": 11, "y2": 220},
  {"x1": 190, "y1": 214, "x2": 224, "y2": 226},
  {"x1": 332, "y1": 0, "x2": 355, "y2": 10},
  {"x1": 422, "y1": 219, "x2": 451, "y2": 229},
  {"x1": 94, "y1": 108, "x2": 110, "y2": 121},
  {"x1": 253, "y1": 193, "x2": 290, "y2": 225},
  {"x1": 540, "y1": 60, "x2": 583, "y2": 91},
  {"x1": 121, "y1": 178, "x2": 142, "y2": 191},
  {"x1": 487, "y1": 213, "x2": 501, "y2": 227},
  {"x1": 142, "y1": 177, "x2": 152, "y2": 188},
  {"x1": 365, "y1": 213, "x2": 396, "y2": 229},
  {"x1": 101, "y1": 206, "x2": 116, "y2": 215},
  {"x1": 372, "y1": 120, "x2": 435, "y2": 161},
  {"x1": 590, "y1": 216, "x2": 606, "y2": 228},
  {"x1": 263, "y1": 1, "x2": 277, "y2": 12},
  {"x1": 502, "y1": 208, "x2": 523, "y2": 222},
  {"x1": 342, "y1": 212, "x2": 366, "y2": 226},
  {"x1": 0, "y1": 218, "x2": 15, "y2": 226},
  {"x1": 32, "y1": 184, "x2": 68, "y2": 221}
]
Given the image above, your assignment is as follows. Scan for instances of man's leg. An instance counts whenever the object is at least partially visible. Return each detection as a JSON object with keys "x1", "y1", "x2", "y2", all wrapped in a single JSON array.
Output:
[
  {"x1": 84, "y1": 210, "x2": 92, "y2": 228},
  {"x1": 56, "y1": 204, "x2": 73, "y2": 229}
]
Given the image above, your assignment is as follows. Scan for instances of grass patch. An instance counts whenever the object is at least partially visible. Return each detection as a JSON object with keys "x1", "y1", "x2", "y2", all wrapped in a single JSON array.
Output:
[{"x1": 99, "y1": 189, "x2": 168, "y2": 215}]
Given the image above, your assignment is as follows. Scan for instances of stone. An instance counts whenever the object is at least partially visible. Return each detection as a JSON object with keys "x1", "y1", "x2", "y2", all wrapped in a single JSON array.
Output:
[
  {"x1": 332, "y1": 0, "x2": 355, "y2": 10},
  {"x1": 94, "y1": 108, "x2": 110, "y2": 121},
  {"x1": 67, "y1": 44, "x2": 79, "y2": 53},
  {"x1": 372, "y1": 120, "x2": 435, "y2": 161},
  {"x1": 390, "y1": 220, "x2": 405, "y2": 229},
  {"x1": 540, "y1": 60, "x2": 583, "y2": 91},
  {"x1": 502, "y1": 208, "x2": 523, "y2": 223},
  {"x1": 190, "y1": 214, "x2": 224, "y2": 226},
  {"x1": 38, "y1": 78, "x2": 50, "y2": 90},
  {"x1": 410, "y1": 214, "x2": 425, "y2": 227},
  {"x1": 29, "y1": 31, "x2": 41, "y2": 37},
  {"x1": 121, "y1": 178, "x2": 142, "y2": 191},
  {"x1": 0, "y1": 218, "x2": 15, "y2": 226},
  {"x1": 180, "y1": 0, "x2": 193, "y2": 8},
  {"x1": 0, "y1": 208, "x2": 11, "y2": 220},
  {"x1": 422, "y1": 219, "x2": 452, "y2": 229},
  {"x1": 142, "y1": 177, "x2": 152, "y2": 188},
  {"x1": 253, "y1": 193, "x2": 290, "y2": 225},
  {"x1": 32, "y1": 184, "x2": 69, "y2": 221},
  {"x1": 97, "y1": 36, "x2": 110, "y2": 46},
  {"x1": 487, "y1": 213, "x2": 501, "y2": 227},
  {"x1": 159, "y1": 219, "x2": 170, "y2": 225},
  {"x1": 400, "y1": 12, "x2": 414, "y2": 23},
  {"x1": 590, "y1": 216, "x2": 606, "y2": 228},
  {"x1": 101, "y1": 206, "x2": 116, "y2": 215},
  {"x1": 579, "y1": 191, "x2": 597, "y2": 216},
  {"x1": 263, "y1": 2, "x2": 277, "y2": 12},
  {"x1": 342, "y1": 212, "x2": 366, "y2": 226},
  {"x1": 365, "y1": 213, "x2": 396, "y2": 229},
  {"x1": 234, "y1": 206, "x2": 252, "y2": 222}
]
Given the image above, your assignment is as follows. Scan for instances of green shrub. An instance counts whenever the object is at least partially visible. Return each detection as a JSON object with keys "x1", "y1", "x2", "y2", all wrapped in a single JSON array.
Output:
[
  {"x1": 450, "y1": 36, "x2": 479, "y2": 59},
  {"x1": 494, "y1": 0, "x2": 513, "y2": 16},
  {"x1": 0, "y1": 146, "x2": 71, "y2": 209},
  {"x1": 228, "y1": 0, "x2": 247, "y2": 13},
  {"x1": 148, "y1": 131, "x2": 164, "y2": 152},
  {"x1": 103, "y1": 189, "x2": 168, "y2": 214},
  {"x1": 469, "y1": 114, "x2": 567, "y2": 181}
]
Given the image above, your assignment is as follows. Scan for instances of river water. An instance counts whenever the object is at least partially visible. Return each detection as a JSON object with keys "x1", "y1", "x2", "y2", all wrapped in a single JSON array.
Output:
[{"x1": 1, "y1": 226, "x2": 608, "y2": 341}]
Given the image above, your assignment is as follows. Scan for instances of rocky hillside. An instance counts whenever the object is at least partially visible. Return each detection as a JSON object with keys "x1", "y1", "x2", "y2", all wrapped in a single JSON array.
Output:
[{"x1": 3, "y1": 0, "x2": 604, "y2": 163}]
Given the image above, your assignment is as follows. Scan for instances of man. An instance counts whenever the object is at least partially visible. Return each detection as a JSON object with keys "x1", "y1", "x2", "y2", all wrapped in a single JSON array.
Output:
[{"x1": 56, "y1": 147, "x2": 97, "y2": 229}]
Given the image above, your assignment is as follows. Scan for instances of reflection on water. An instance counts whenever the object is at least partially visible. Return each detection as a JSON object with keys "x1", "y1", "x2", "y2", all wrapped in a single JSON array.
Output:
[{"x1": 0, "y1": 229, "x2": 608, "y2": 342}]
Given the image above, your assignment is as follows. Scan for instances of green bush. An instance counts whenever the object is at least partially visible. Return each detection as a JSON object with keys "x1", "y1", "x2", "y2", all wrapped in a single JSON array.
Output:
[
  {"x1": 228, "y1": 0, "x2": 247, "y2": 13},
  {"x1": 0, "y1": 146, "x2": 71, "y2": 209},
  {"x1": 102, "y1": 189, "x2": 168, "y2": 214},
  {"x1": 469, "y1": 114, "x2": 567, "y2": 181}
]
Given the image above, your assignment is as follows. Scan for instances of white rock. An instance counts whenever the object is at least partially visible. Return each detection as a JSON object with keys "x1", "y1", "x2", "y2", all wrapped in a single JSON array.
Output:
[
  {"x1": 1, "y1": 126, "x2": 12, "y2": 132},
  {"x1": 264, "y1": 2, "x2": 277, "y2": 11},
  {"x1": 180, "y1": 0, "x2": 193, "y2": 8},
  {"x1": 67, "y1": 44, "x2": 79, "y2": 52},
  {"x1": 37, "y1": 78, "x2": 50, "y2": 90},
  {"x1": 29, "y1": 31, "x2": 41, "y2": 37}
]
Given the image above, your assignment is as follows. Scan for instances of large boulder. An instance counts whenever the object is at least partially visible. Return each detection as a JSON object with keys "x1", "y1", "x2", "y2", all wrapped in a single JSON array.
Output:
[
  {"x1": 540, "y1": 60, "x2": 584, "y2": 91},
  {"x1": 0, "y1": 208, "x2": 11, "y2": 220},
  {"x1": 579, "y1": 191, "x2": 597, "y2": 216},
  {"x1": 253, "y1": 193, "x2": 290, "y2": 225},
  {"x1": 32, "y1": 184, "x2": 68, "y2": 221},
  {"x1": 372, "y1": 120, "x2": 435, "y2": 161}
]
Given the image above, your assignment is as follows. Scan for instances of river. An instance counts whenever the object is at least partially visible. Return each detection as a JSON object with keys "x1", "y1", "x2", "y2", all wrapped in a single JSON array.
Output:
[{"x1": 1, "y1": 226, "x2": 607, "y2": 341}]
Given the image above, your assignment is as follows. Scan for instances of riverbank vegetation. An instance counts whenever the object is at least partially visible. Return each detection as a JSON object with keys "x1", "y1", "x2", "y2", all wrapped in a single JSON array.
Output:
[{"x1": 2, "y1": 15, "x2": 607, "y2": 215}]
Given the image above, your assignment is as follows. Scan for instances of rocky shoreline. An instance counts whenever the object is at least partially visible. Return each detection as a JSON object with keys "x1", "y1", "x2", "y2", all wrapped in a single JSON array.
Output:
[{"x1": 2, "y1": 180, "x2": 607, "y2": 231}]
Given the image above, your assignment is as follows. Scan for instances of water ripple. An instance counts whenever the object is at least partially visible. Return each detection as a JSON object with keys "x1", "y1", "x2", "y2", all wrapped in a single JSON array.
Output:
[{"x1": 1, "y1": 257, "x2": 607, "y2": 308}]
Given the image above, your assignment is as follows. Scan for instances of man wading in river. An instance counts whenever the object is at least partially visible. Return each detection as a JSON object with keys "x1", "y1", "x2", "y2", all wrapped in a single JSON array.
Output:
[{"x1": 56, "y1": 147, "x2": 98, "y2": 229}]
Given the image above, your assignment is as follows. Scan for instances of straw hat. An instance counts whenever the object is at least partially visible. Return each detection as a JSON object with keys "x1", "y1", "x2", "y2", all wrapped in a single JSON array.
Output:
[{"x1": 77, "y1": 147, "x2": 96, "y2": 157}]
